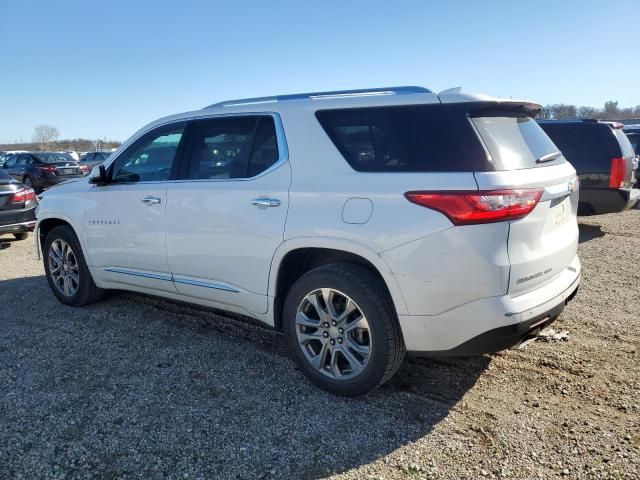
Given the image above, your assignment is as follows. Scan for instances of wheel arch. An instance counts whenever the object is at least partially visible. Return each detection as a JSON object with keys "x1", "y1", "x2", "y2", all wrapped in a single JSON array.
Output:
[
  {"x1": 269, "y1": 238, "x2": 408, "y2": 330},
  {"x1": 36, "y1": 214, "x2": 85, "y2": 260}
]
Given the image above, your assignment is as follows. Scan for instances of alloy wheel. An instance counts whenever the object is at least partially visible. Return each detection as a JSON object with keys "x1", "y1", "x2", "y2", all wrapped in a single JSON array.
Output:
[
  {"x1": 296, "y1": 288, "x2": 372, "y2": 379},
  {"x1": 48, "y1": 239, "x2": 79, "y2": 297}
]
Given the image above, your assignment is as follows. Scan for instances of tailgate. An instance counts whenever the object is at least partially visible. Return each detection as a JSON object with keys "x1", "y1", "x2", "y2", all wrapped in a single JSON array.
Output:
[{"x1": 475, "y1": 162, "x2": 579, "y2": 296}]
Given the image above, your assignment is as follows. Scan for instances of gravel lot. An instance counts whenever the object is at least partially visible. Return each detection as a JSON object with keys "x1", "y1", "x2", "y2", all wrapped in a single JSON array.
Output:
[{"x1": 1, "y1": 210, "x2": 639, "y2": 479}]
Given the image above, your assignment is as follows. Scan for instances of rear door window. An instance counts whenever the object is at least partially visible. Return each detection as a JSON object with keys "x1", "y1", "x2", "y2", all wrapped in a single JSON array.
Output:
[
  {"x1": 183, "y1": 116, "x2": 280, "y2": 180},
  {"x1": 471, "y1": 117, "x2": 564, "y2": 170}
]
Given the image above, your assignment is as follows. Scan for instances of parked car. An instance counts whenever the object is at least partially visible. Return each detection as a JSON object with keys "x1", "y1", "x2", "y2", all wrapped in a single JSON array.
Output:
[
  {"x1": 36, "y1": 86, "x2": 581, "y2": 395},
  {"x1": 623, "y1": 124, "x2": 640, "y2": 154},
  {"x1": 64, "y1": 151, "x2": 80, "y2": 161},
  {"x1": 538, "y1": 120, "x2": 639, "y2": 215},
  {"x1": 1, "y1": 152, "x2": 86, "y2": 193},
  {"x1": 0, "y1": 150, "x2": 27, "y2": 168},
  {"x1": 623, "y1": 124, "x2": 640, "y2": 187},
  {"x1": 79, "y1": 151, "x2": 112, "y2": 169},
  {"x1": 0, "y1": 169, "x2": 37, "y2": 240}
]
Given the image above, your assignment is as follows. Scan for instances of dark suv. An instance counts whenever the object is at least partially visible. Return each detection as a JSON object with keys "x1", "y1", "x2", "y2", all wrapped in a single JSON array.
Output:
[{"x1": 538, "y1": 120, "x2": 639, "y2": 215}]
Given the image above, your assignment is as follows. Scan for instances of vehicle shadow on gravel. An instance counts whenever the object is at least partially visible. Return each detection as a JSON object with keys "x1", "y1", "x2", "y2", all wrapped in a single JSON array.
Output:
[
  {"x1": 578, "y1": 223, "x2": 605, "y2": 243},
  {"x1": 0, "y1": 275, "x2": 489, "y2": 479}
]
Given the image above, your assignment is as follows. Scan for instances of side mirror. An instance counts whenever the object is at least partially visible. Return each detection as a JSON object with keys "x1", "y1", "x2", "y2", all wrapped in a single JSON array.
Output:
[{"x1": 89, "y1": 165, "x2": 109, "y2": 185}]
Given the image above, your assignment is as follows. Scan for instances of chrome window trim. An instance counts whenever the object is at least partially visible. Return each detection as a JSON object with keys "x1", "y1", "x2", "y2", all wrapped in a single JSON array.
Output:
[{"x1": 101, "y1": 112, "x2": 289, "y2": 185}]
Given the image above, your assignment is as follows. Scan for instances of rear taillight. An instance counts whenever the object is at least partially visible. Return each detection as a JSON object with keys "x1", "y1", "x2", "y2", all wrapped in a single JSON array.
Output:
[
  {"x1": 38, "y1": 164, "x2": 57, "y2": 174},
  {"x1": 609, "y1": 157, "x2": 626, "y2": 188},
  {"x1": 405, "y1": 189, "x2": 543, "y2": 225},
  {"x1": 79, "y1": 164, "x2": 90, "y2": 173},
  {"x1": 10, "y1": 187, "x2": 36, "y2": 204}
]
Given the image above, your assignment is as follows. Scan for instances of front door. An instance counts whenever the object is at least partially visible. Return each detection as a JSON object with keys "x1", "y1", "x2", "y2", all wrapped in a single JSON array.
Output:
[
  {"x1": 85, "y1": 122, "x2": 186, "y2": 293},
  {"x1": 165, "y1": 115, "x2": 290, "y2": 314}
]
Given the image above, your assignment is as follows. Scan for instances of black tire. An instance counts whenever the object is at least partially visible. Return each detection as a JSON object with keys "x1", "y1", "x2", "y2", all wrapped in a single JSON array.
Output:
[
  {"x1": 43, "y1": 225, "x2": 104, "y2": 306},
  {"x1": 283, "y1": 263, "x2": 405, "y2": 396},
  {"x1": 13, "y1": 232, "x2": 28, "y2": 240}
]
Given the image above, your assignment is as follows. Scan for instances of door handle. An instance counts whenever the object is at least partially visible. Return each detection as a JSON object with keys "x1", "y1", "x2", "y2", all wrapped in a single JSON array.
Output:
[
  {"x1": 250, "y1": 198, "x2": 281, "y2": 208},
  {"x1": 140, "y1": 196, "x2": 161, "y2": 205}
]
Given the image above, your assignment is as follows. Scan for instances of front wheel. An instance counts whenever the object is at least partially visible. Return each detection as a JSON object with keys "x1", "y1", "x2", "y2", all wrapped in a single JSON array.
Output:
[
  {"x1": 43, "y1": 225, "x2": 104, "y2": 306},
  {"x1": 283, "y1": 263, "x2": 405, "y2": 396},
  {"x1": 13, "y1": 232, "x2": 28, "y2": 240}
]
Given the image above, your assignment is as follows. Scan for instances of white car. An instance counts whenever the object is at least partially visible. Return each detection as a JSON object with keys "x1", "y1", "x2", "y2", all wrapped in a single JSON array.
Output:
[{"x1": 35, "y1": 86, "x2": 581, "y2": 395}]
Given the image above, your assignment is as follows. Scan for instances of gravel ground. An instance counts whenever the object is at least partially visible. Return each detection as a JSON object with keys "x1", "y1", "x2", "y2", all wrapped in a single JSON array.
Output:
[{"x1": 0, "y1": 210, "x2": 639, "y2": 479}]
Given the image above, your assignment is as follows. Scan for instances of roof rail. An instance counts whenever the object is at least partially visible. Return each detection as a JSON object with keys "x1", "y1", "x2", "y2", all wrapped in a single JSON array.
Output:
[{"x1": 204, "y1": 86, "x2": 431, "y2": 109}]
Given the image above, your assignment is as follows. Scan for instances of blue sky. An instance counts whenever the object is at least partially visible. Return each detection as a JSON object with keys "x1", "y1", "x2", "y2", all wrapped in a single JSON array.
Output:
[{"x1": 1, "y1": 0, "x2": 638, "y2": 143}]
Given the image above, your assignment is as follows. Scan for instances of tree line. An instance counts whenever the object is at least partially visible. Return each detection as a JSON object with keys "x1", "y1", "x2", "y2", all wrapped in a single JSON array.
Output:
[
  {"x1": 538, "y1": 101, "x2": 640, "y2": 121},
  {"x1": 2, "y1": 102, "x2": 639, "y2": 153},
  {"x1": 0, "y1": 124, "x2": 121, "y2": 152}
]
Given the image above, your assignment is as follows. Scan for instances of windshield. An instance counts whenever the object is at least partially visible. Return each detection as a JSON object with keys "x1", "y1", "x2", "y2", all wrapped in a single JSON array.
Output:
[
  {"x1": 613, "y1": 129, "x2": 635, "y2": 158},
  {"x1": 0, "y1": 169, "x2": 11, "y2": 180},
  {"x1": 626, "y1": 133, "x2": 640, "y2": 153},
  {"x1": 33, "y1": 152, "x2": 74, "y2": 163},
  {"x1": 472, "y1": 117, "x2": 564, "y2": 170}
]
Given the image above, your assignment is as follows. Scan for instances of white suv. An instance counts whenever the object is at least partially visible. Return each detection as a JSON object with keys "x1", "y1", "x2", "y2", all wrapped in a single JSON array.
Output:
[{"x1": 36, "y1": 86, "x2": 581, "y2": 395}]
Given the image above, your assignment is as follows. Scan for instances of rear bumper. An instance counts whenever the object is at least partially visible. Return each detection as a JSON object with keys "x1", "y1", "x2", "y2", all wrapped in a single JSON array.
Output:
[
  {"x1": 400, "y1": 255, "x2": 581, "y2": 354},
  {"x1": 0, "y1": 207, "x2": 37, "y2": 235},
  {"x1": 0, "y1": 220, "x2": 36, "y2": 235},
  {"x1": 579, "y1": 187, "x2": 640, "y2": 215}
]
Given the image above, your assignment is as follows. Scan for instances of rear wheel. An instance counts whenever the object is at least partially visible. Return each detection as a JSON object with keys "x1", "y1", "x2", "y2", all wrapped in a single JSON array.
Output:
[
  {"x1": 283, "y1": 263, "x2": 405, "y2": 396},
  {"x1": 43, "y1": 225, "x2": 104, "y2": 306},
  {"x1": 13, "y1": 233, "x2": 28, "y2": 240}
]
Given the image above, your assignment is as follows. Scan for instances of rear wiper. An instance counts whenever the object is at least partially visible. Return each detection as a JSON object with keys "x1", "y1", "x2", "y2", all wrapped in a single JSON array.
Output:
[{"x1": 536, "y1": 151, "x2": 562, "y2": 164}]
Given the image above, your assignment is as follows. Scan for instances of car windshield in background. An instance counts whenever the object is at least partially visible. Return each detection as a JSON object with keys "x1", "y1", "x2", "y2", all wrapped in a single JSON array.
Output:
[
  {"x1": 612, "y1": 129, "x2": 635, "y2": 158},
  {"x1": 626, "y1": 133, "x2": 640, "y2": 153},
  {"x1": 33, "y1": 153, "x2": 74, "y2": 163},
  {"x1": 471, "y1": 116, "x2": 564, "y2": 170}
]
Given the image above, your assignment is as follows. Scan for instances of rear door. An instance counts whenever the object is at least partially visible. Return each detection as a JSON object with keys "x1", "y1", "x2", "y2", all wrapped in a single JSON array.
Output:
[{"x1": 472, "y1": 115, "x2": 579, "y2": 296}]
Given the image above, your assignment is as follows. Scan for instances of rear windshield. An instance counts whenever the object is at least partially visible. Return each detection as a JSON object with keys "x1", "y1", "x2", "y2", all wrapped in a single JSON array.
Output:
[
  {"x1": 0, "y1": 169, "x2": 11, "y2": 180},
  {"x1": 316, "y1": 104, "x2": 492, "y2": 172},
  {"x1": 471, "y1": 117, "x2": 564, "y2": 170},
  {"x1": 33, "y1": 152, "x2": 74, "y2": 163},
  {"x1": 539, "y1": 123, "x2": 622, "y2": 166}
]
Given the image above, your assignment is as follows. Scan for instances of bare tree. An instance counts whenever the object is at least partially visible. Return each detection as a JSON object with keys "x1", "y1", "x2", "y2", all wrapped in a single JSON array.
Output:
[{"x1": 32, "y1": 125, "x2": 60, "y2": 151}]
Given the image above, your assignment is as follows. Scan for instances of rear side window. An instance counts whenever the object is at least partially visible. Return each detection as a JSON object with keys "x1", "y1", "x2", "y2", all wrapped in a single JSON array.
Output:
[
  {"x1": 471, "y1": 117, "x2": 564, "y2": 170},
  {"x1": 316, "y1": 105, "x2": 492, "y2": 172},
  {"x1": 184, "y1": 116, "x2": 280, "y2": 180}
]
